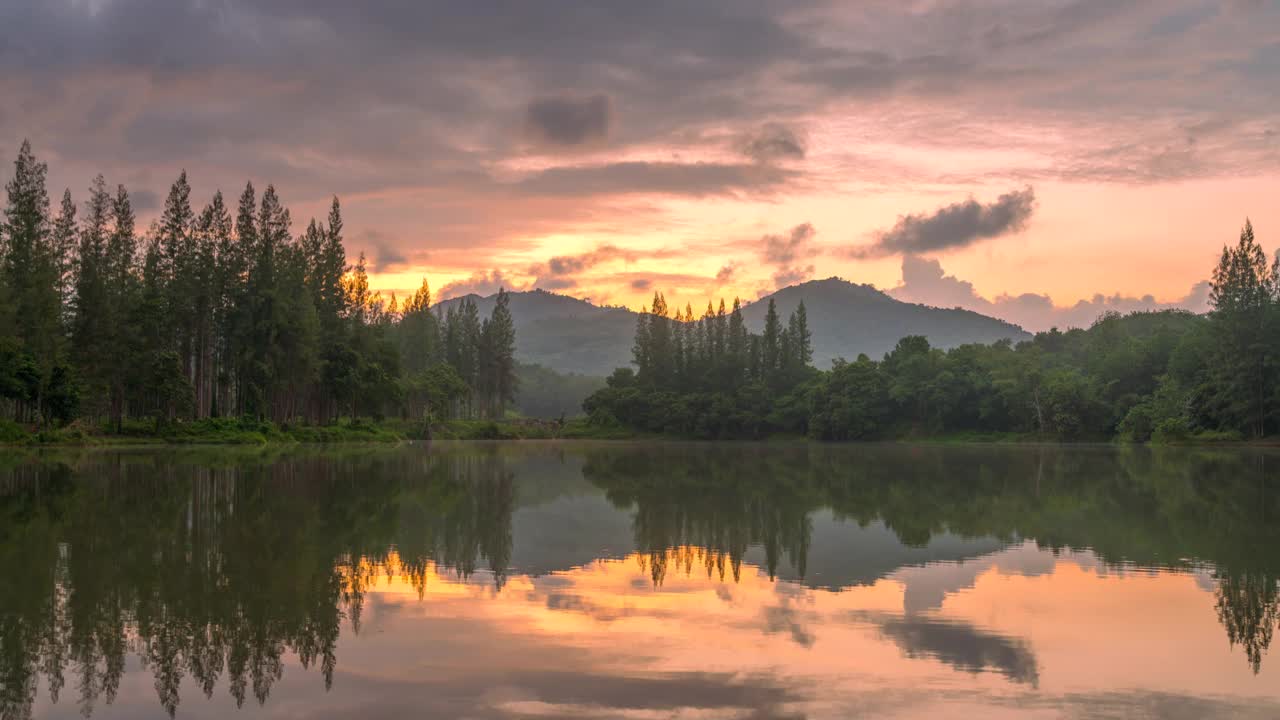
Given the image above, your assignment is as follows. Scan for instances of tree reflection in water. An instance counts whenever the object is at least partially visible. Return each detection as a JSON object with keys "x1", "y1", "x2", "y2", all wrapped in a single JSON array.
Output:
[
  {"x1": 0, "y1": 443, "x2": 1276, "y2": 719},
  {"x1": 0, "y1": 446, "x2": 513, "y2": 720}
]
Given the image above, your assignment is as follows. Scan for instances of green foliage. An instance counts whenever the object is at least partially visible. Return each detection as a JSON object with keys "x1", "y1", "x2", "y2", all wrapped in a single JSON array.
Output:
[
  {"x1": 586, "y1": 301, "x2": 1260, "y2": 442},
  {"x1": 0, "y1": 419, "x2": 24, "y2": 442},
  {"x1": 0, "y1": 141, "x2": 522, "y2": 436}
]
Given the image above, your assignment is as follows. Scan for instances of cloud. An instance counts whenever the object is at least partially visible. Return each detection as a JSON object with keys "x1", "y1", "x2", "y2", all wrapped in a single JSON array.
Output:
[
  {"x1": 715, "y1": 263, "x2": 738, "y2": 284},
  {"x1": 438, "y1": 270, "x2": 527, "y2": 300},
  {"x1": 525, "y1": 94, "x2": 612, "y2": 148},
  {"x1": 361, "y1": 229, "x2": 411, "y2": 272},
  {"x1": 526, "y1": 244, "x2": 636, "y2": 290},
  {"x1": 513, "y1": 161, "x2": 795, "y2": 198},
  {"x1": 858, "y1": 612, "x2": 1039, "y2": 686},
  {"x1": 736, "y1": 122, "x2": 806, "y2": 163},
  {"x1": 772, "y1": 265, "x2": 816, "y2": 288},
  {"x1": 857, "y1": 187, "x2": 1036, "y2": 258},
  {"x1": 888, "y1": 255, "x2": 1211, "y2": 333},
  {"x1": 130, "y1": 188, "x2": 161, "y2": 212},
  {"x1": 760, "y1": 222, "x2": 817, "y2": 288},
  {"x1": 762, "y1": 223, "x2": 815, "y2": 265},
  {"x1": 4, "y1": 0, "x2": 1279, "y2": 292},
  {"x1": 630, "y1": 278, "x2": 652, "y2": 291}
]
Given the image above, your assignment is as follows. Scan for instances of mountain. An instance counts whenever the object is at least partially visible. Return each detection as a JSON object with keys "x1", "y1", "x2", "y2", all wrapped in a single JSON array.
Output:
[
  {"x1": 436, "y1": 279, "x2": 1030, "y2": 376},
  {"x1": 739, "y1": 278, "x2": 1032, "y2": 368},
  {"x1": 436, "y1": 289, "x2": 635, "y2": 375}
]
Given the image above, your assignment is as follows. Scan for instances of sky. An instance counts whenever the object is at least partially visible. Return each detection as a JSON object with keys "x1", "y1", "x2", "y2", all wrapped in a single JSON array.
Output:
[{"x1": 2, "y1": 0, "x2": 1278, "y2": 331}]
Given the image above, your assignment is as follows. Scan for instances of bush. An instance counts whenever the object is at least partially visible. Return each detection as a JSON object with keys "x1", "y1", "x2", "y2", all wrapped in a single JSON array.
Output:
[
  {"x1": 1118, "y1": 403, "x2": 1156, "y2": 443},
  {"x1": 1190, "y1": 429, "x2": 1243, "y2": 443},
  {"x1": 1151, "y1": 417, "x2": 1190, "y2": 444},
  {"x1": 0, "y1": 419, "x2": 27, "y2": 443}
]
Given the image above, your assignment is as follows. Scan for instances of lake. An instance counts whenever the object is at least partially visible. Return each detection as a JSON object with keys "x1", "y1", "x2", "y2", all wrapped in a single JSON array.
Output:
[{"x1": 2, "y1": 442, "x2": 1278, "y2": 719}]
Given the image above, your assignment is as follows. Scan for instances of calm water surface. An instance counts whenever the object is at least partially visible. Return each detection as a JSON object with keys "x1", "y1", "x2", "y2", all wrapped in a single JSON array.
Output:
[{"x1": 2, "y1": 442, "x2": 1278, "y2": 719}]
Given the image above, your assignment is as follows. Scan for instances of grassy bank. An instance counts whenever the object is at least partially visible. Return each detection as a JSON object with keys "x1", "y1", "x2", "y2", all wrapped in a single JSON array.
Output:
[
  {"x1": 0, "y1": 416, "x2": 1262, "y2": 448},
  {"x1": 0, "y1": 417, "x2": 408, "y2": 446},
  {"x1": 0, "y1": 415, "x2": 639, "y2": 446}
]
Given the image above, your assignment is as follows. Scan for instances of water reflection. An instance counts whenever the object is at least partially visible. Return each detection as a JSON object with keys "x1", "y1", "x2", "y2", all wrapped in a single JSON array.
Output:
[
  {"x1": 858, "y1": 612, "x2": 1040, "y2": 686},
  {"x1": 0, "y1": 443, "x2": 1276, "y2": 719}
]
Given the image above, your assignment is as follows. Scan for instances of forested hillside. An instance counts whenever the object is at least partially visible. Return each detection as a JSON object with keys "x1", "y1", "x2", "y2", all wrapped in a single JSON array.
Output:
[
  {"x1": 741, "y1": 278, "x2": 1031, "y2": 368},
  {"x1": 585, "y1": 220, "x2": 1277, "y2": 442},
  {"x1": 439, "y1": 279, "x2": 1030, "y2": 377}
]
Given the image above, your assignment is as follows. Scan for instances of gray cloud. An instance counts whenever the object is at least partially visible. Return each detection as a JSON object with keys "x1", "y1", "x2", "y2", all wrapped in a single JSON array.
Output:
[
  {"x1": 130, "y1": 188, "x2": 161, "y2": 212},
  {"x1": 362, "y1": 230, "x2": 411, "y2": 272},
  {"x1": 772, "y1": 264, "x2": 815, "y2": 288},
  {"x1": 715, "y1": 263, "x2": 738, "y2": 284},
  {"x1": 514, "y1": 161, "x2": 795, "y2": 198},
  {"x1": 525, "y1": 94, "x2": 611, "y2": 147},
  {"x1": 761, "y1": 223, "x2": 817, "y2": 288},
  {"x1": 762, "y1": 223, "x2": 815, "y2": 265},
  {"x1": 858, "y1": 612, "x2": 1039, "y2": 686},
  {"x1": 630, "y1": 278, "x2": 652, "y2": 291},
  {"x1": 859, "y1": 187, "x2": 1036, "y2": 258},
  {"x1": 3, "y1": 0, "x2": 1279, "y2": 274},
  {"x1": 527, "y1": 244, "x2": 636, "y2": 290},
  {"x1": 888, "y1": 255, "x2": 1211, "y2": 333},
  {"x1": 438, "y1": 270, "x2": 527, "y2": 300},
  {"x1": 737, "y1": 122, "x2": 807, "y2": 163}
]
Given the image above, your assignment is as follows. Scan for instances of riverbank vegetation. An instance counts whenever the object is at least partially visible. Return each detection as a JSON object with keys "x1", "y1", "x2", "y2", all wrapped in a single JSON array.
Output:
[{"x1": 584, "y1": 221, "x2": 1279, "y2": 443}]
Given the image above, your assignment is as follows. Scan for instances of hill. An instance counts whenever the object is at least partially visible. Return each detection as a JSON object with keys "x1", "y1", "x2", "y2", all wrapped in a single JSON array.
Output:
[
  {"x1": 436, "y1": 289, "x2": 635, "y2": 376},
  {"x1": 436, "y1": 280, "x2": 1030, "y2": 376},
  {"x1": 739, "y1": 278, "x2": 1032, "y2": 368}
]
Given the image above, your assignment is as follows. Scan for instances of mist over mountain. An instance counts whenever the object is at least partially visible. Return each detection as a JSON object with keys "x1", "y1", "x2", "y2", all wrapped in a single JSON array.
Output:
[{"x1": 438, "y1": 278, "x2": 1031, "y2": 376}]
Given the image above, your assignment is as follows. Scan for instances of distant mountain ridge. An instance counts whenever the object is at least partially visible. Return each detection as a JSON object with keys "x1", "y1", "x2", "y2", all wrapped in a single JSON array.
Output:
[
  {"x1": 436, "y1": 278, "x2": 1031, "y2": 376},
  {"x1": 740, "y1": 278, "x2": 1031, "y2": 368}
]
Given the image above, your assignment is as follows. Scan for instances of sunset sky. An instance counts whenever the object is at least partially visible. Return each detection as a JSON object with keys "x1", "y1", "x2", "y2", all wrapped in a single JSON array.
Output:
[{"x1": 3, "y1": 0, "x2": 1278, "y2": 330}]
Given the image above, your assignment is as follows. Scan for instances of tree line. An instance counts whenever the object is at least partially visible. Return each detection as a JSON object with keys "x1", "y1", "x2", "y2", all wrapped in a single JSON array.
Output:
[
  {"x1": 0, "y1": 140, "x2": 517, "y2": 431},
  {"x1": 587, "y1": 220, "x2": 1278, "y2": 442}
]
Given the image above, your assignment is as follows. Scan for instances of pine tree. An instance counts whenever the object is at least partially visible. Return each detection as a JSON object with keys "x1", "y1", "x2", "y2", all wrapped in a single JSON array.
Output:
[
  {"x1": 632, "y1": 302, "x2": 651, "y2": 378},
  {"x1": 2, "y1": 141, "x2": 60, "y2": 422},
  {"x1": 102, "y1": 185, "x2": 139, "y2": 429},
  {"x1": 482, "y1": 288, "x2": 517, "y2": 418},
  {"x1": 219, "y1": 182, "x2": 258, "y2": 415},
  {"x1": 457, "y1": 297, "x2": 482, "y2": 415},
  {"x1": 1208, "y1": 219, "x2": 1273, "y2": 436},
  {"x1": 158, "y1": 171, "x2": 198, "y2": 408},
  {"x1": 647, "y1": 292, "x2": 672, "y2": 383},
  {"x1": 399, "y1": 279, "x2": 440, "y2": 375},
  {"x1": 728, "y1": 298, "x2": 747, "y2": 384},
  {"x1": 789, "y1": 300, "x2": 812, "y2": 368},
  {"x1": 201, "y1": 190, "x2": 235, "y2": 416},
  {"x1": 51, "y1": 189, "x2": 77, "y2": 322},
  {"x1": 762, "y1": 298, "x2": 781, "y2": 380},
  {"x1": 241, "y1": 184, "x2": 291, "y2": 418},
  {"x1": 189, "y1": 193, "x2": 224, "y2": 417},
  {"x1": 71, "y1": 176, "x2": 112, "y2": 417}
]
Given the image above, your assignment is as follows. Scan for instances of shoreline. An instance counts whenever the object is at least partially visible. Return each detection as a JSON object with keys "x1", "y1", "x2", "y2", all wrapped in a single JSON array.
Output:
[{"x1": 1, "y1": 418, "x2": 1272, "y2": 449}]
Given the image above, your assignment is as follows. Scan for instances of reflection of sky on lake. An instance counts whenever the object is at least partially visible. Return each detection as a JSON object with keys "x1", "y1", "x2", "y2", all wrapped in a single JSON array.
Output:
[
  {"x1": 42, "y1": 542, "x2": 1278, "y2": 720},
  {"x1": 12, "y1": 443, "x2": 1280, "y2": 719}
]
